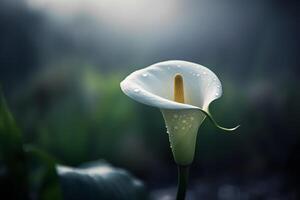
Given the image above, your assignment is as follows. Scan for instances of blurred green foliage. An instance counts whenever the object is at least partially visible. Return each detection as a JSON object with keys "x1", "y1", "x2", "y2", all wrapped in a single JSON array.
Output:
[
  {"x1": 0, "y1": 89, "x2": 65, "y2": 199},
  {"x1": 0, "y1": 89, "x2": 148, "y2": 200},
  {"x1": 13, "y1": 65, "x2": 169, "y2": 170},
  {"x1": 0, "y1": 88, "x2": 29, "y2": 199}
]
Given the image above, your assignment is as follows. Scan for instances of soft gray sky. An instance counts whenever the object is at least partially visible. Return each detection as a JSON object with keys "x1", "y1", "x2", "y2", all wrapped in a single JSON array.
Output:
[{"x1": 24, "y1": 0, "x2": 271, "y2": 71}]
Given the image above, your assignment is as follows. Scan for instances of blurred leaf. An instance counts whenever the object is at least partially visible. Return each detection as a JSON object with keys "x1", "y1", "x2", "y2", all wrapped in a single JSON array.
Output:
[
  {"x1": 57, "y1": 160, "x2": 148, "y2": 200},
  {"x1": 24, "y1": 145, "x2": 63, "y2": 200},
  {"x1": 0, "y1": 91, "x2": 62, "y2": 200},
  {"x1": 0, "y1": 89, "x2": 29, "y2": 199},
  {"x1": 0, "y1": 89, "x2": 23, "y2": 163}
]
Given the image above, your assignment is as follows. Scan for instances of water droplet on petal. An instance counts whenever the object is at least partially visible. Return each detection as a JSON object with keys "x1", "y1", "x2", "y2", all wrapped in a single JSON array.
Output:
[
  {"x1": 177, "y1": 65, "x2": 181, "y2": 68},
  {"x1": 203, "y1": 71, "x2": 207, "y2": 75},
  {"x1": 215, "y1": 92, "x2": 219, "y2": 96},
  {"x1": 142, "y1": 73, "x2": 148, "y2": 77},
  {"x1": 217, "y1": 85, "x2": 220, "y2": 88},
  {"x1": 196, "y1": 74, "x2": 200, "y2": 77},
  {"x1": 167, "y1": 66, "x2": 171, "y2": 70},
  {"x1": 134, "y1": 88, "x2": 140, "y2": 93}
]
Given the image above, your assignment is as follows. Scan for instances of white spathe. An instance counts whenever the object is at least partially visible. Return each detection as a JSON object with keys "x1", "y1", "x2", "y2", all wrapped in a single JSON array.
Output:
[
  {"x1": 120, "y1": 60, "x2": 222, "y2": 111},
  {"x1": 120, "y1": 60, "x2": 227, "y2": 165}
]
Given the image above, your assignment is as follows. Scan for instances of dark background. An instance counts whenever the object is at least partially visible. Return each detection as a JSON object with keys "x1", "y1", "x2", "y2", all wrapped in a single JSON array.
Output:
[{"x1": 1, "y1": 0, "x2": 300, "y2": 199}]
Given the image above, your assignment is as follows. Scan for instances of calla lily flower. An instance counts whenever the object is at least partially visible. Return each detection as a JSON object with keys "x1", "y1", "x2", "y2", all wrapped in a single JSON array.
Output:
[{"x1": 120, "y1": 60, "x2": 239, "y2": 165}]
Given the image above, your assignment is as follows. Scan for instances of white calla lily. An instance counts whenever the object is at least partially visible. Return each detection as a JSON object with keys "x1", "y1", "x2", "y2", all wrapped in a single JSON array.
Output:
[{"x1": 120, "y1": 60, "x2": 239, "y2": 165}]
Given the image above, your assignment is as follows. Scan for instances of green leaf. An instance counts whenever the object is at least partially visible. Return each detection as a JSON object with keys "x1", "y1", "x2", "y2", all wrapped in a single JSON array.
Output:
[
  {"x1": 0, "y1": 89, "x2": 29, "y2": 199},
  {"x1": 57, "y1": 160, "x2": 148, "y2": 200},
  {"x1": 0, "y1": 89, "x2": 23, "y2": 162},
  {"x1": 24, "y1": 145, "x2": 63, "y2": 200},
  {"x1": 0, "y1": 91, "x2": 62, "y2": 200}
]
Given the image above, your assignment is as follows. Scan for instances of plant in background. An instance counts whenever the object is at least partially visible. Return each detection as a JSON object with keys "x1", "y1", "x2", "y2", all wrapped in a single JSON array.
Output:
[
  {"x1": 0, "y1": 89, "x2": 148, "y2": 200},
  {"x1": 121, "y1": 60, "x2": 239, "y2": 200}
]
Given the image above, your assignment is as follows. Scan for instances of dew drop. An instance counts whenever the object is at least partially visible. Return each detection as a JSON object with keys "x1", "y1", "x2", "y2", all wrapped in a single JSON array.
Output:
[
  {"x1": 215, "y1": 92, "x2": 219, "y2": 96},
  {"x1": 174, "y1": 126, "x2": 178, "y2": 130},
  {"x1": 142, "y1": 73, "x2": 148, "y2": 77},
  {"x1": 134, "y1": 88, "x2": 140, "y2": 93},
  {"x1": 167, "y1": 66, "x2": 171, "y2": 70},
  {"x1": 177, "y1": 65, "x2": 181, "y2": 68},
  {"x1": 217, "y1": 85, "x2": 220, "y2": 88},
  {"x1": 196, "y1": 73, "x2": 200, "y2": 77},
  {"x1": 203, "y1": 71, "x2": 207, "y2": 75},
  {"x1": 173, "y1": 114, "x2": 178, "y2": 119}
]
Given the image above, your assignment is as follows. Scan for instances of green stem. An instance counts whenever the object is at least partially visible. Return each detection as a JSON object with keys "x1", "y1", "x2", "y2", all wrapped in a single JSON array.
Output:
[{"x1": 176, "y1": 165, "x2": 190, "y2": 200}]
